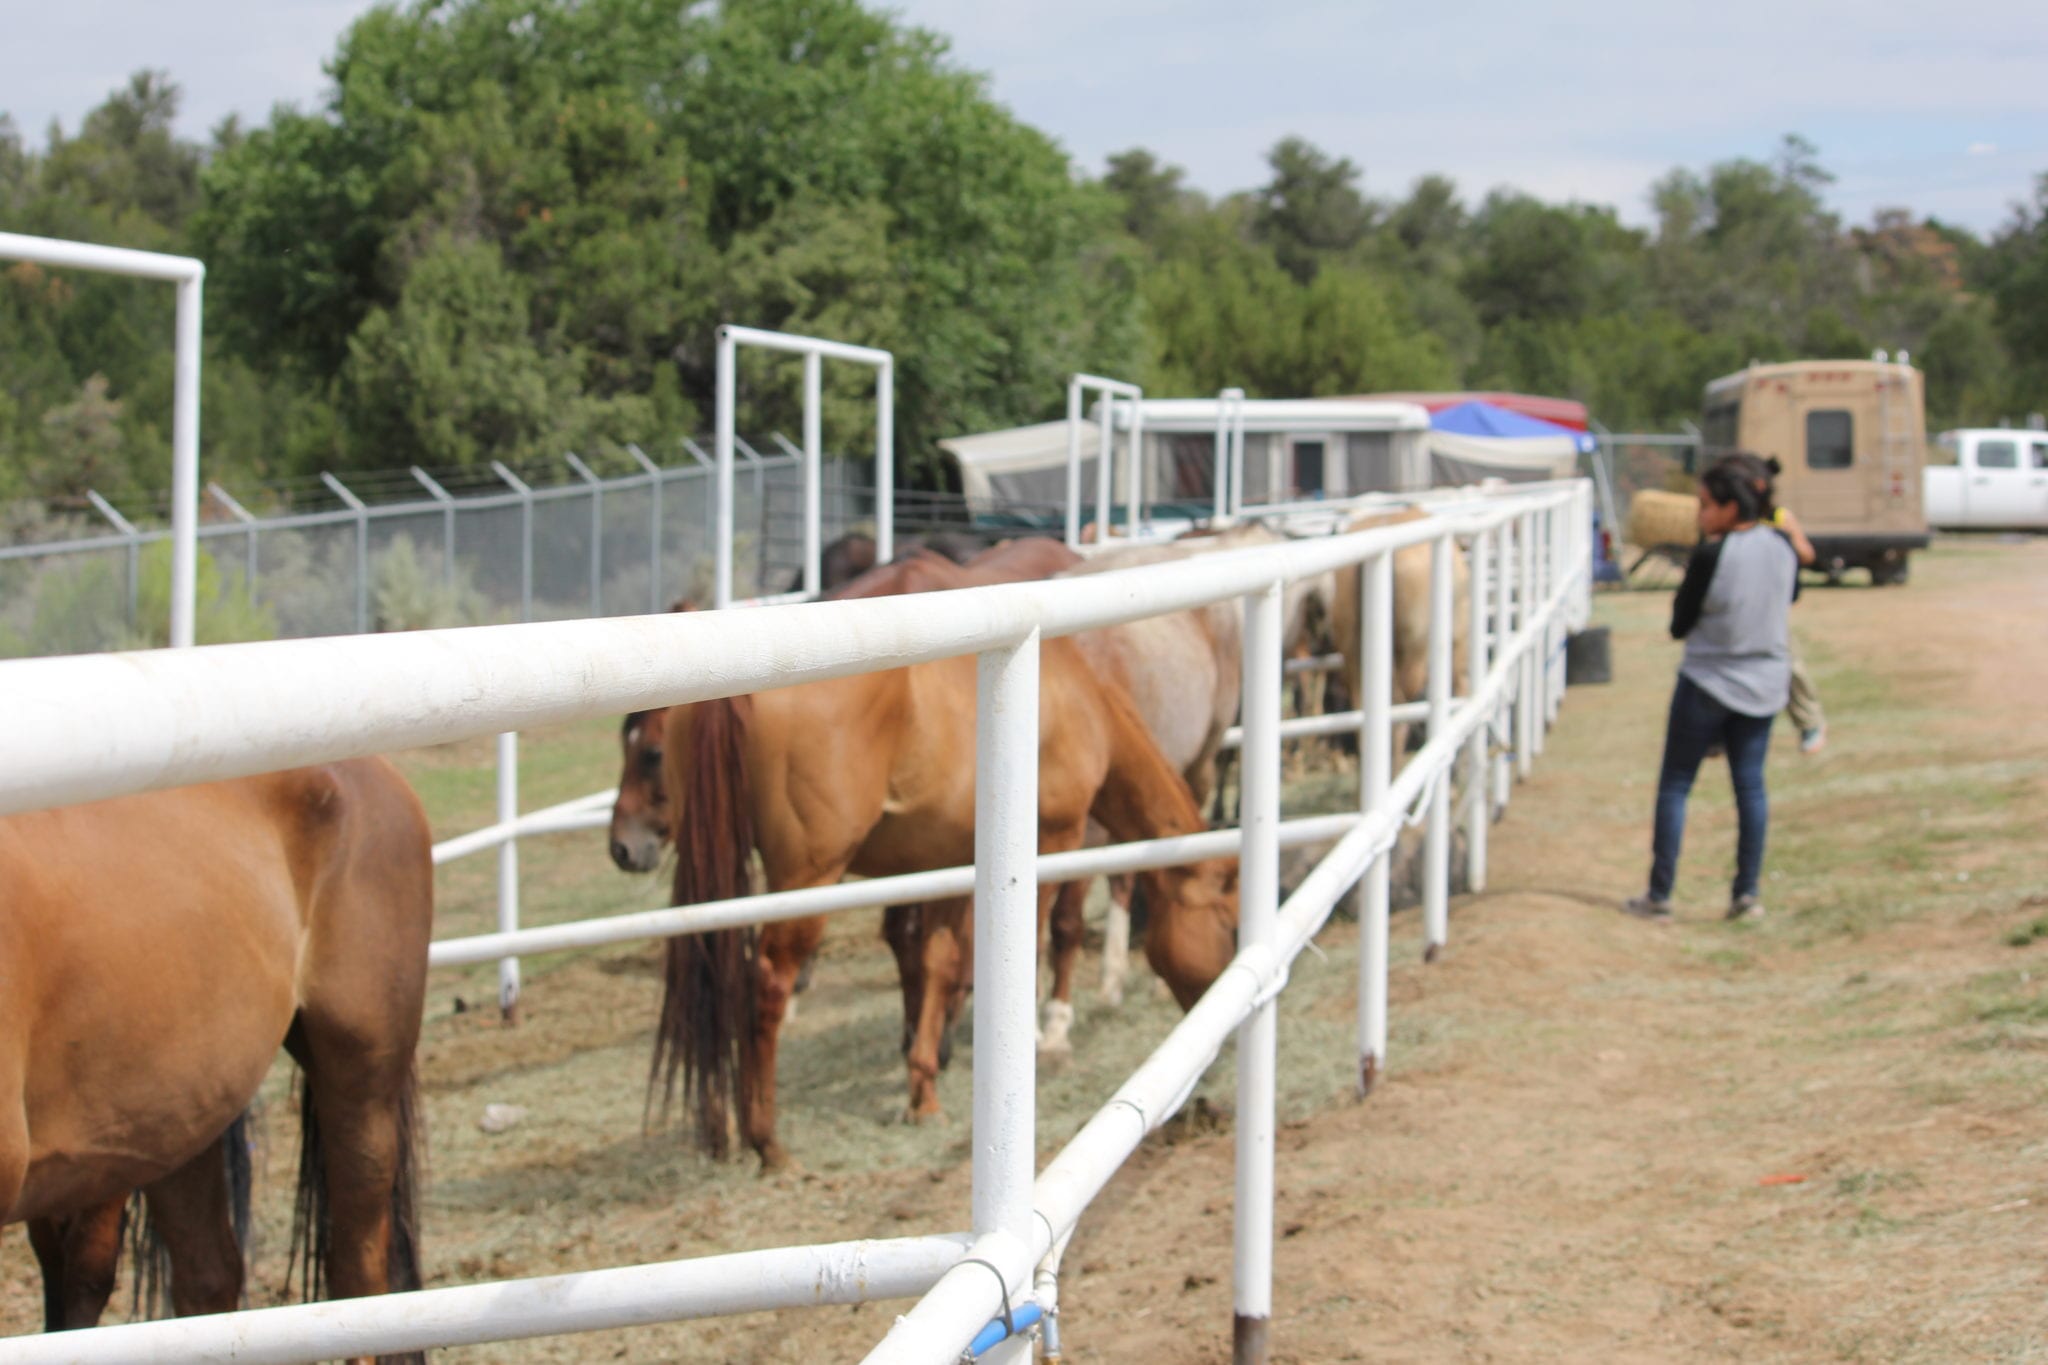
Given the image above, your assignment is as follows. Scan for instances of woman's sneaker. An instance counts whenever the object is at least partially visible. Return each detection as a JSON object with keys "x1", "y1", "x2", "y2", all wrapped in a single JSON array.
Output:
[
  {"x1": 1622, "y1": 895, "x2": 1673, "y2": 922},
  {"x1": 1727, "y1": 895, "x2": 1765, "y2": 921}
]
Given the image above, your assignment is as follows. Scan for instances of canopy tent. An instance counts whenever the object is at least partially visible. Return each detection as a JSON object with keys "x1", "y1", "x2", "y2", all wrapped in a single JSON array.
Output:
[
  {"x1": 1351, "y1": 390, "x2": 1591, "y2": 432},
  {"x1": 940, "y1": 419, "x2": 1101, "y2": 512},
  {"x1": 1426, "y1": 400, "x2": 1593, "y2": 486}
]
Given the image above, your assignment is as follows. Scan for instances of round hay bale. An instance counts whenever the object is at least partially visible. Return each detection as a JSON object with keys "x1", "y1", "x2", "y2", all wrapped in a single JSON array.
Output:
[{"x1": 1627, "y1": 489, "x2": 1699, "y2": 550}]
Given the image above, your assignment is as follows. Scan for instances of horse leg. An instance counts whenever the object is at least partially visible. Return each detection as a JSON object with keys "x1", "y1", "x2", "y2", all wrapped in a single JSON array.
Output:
[
  {"x1": 143, "y1": 1136, "x2": 244, "y2": 1318},
  {"x1": 286, "y1": 1018, "x2": 421, "y2": 1310},
  {"x1": 904, "y1": 897, "x2": 969, "y2": 1122},
  {"x1": 27, "y1": 1198, "x2": 124, "y2": 1330},
  {"x1": 882, "y1": 904, "x2": 926, "y2": 1058},
  {"x1": 744, "y1": 916, "x2": 826, "y2": 1173},
  {"x1": 1100, "y1": 875, "x2": 1133, "y2": 1007},
  {"x1": 1040, "y1": 880, "x2": 1084, "y2": 1059}
]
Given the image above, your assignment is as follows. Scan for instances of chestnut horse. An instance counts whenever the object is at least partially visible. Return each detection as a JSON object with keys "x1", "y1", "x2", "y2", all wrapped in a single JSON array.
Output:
[
  {"x1": 609, "y1": 537, "x2": 1079, "y2": 874},
  {"x1": 656, "y1": 642, "x2": 1237, "y2": 1170},
  {"x1": 0, "y1": 760, "x2": 432, "y2": 1358}
]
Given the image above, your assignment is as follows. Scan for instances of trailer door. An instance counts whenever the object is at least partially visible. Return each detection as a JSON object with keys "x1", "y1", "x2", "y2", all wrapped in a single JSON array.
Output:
[{"x1": 1795, "y1": 404, "x2": 1867, "y2": 528}]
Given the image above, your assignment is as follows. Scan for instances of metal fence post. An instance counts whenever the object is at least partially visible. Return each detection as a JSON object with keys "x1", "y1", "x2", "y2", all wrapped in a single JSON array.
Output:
[
  {"x1": 1065, "y1": 380, "x2": 1085, "y2": 547},
  {"x1": 1465, "y1": 527, "x2": 1491, "y2": 894},
  {"x1": 566, "y1": 452, "x2": 603, "y2": 617},
  {"x1": 802, "y1": 352, "x2": 822, "y2": 598},
  {"x1": 1491, "y1": 523, "x2": 1512, "y2": 817},
  {"x1": 320, "y1": 473, "x2": 370, "y2": 634},
  {"x1": 170, "y1": 272, "x2": 202, "y2": 649},
  {"x1": 496, "y1": 730, "x2": 521, "y2": 1024},
  {"x1": 1095, "y1": 395, "x2": 1115, "y2": 537},
  {"x1": 491, "y1": 462, "x2": 534, "y2": 623},
  {"x1": 1422, "y1": 533, "x2": 1453, "y2": 961},
  {"x1": 714, "y1": 327, "x2": 738, "y2": 608},
  {"x1": 972, "y1": 629, "x2": 1039, "y2": 1365},
  {"x1": 207, "y1": 482, "x2": 260, "y2": 594},
  {"x1": 410, "y1": 467, "x2": 458, "y2": 592},
  {"x1": 628, "y1": 445, "x2": 664, "y2": 614},
  {"x1": 1356, "y1": 548, "x2": 1393, "y2": 1096},
  {"x1": 875, "y1": 360, "x2": 894, "y2": 563},
  {"x1": 1234, "y1": 578, "x2": 1283, "y2": 1365},
  {"x1": 1517, "y1": 510, "x2": 1537, "y2": 780},
  {"x1": 84, "y1": 490, "x2": 141, "y2": 635}
]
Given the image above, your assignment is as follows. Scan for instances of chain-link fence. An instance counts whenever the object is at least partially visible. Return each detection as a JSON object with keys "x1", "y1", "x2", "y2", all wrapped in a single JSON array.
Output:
[{"x1": 0, "y1": 440, "x2": 875, "y2": 658}]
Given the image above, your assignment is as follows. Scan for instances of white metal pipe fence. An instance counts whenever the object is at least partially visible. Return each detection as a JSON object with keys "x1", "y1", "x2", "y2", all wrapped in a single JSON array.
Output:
[
  {"x1": 0, "y1": 479, "x2": 1591, "y2": 1364},
  {"x1": 0, "y1": 231, "x2": 204, "y2": 649}
]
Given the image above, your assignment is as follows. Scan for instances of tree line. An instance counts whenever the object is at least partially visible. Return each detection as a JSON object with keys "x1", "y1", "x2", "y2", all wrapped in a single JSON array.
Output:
[{"x1": 3, "y1": 0, "x2": 2045, "y2": 511}]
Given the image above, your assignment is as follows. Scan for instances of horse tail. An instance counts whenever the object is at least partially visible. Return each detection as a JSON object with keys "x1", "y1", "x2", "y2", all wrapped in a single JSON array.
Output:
[
  {"x1": 288, "y1": 1074, "x2": 329, "y2": 1303},
  {"x1": 122, "y1": 1192, "x2": 163, "y2": 1321},
  {"x1": 224, "y1": 1109, "x2": 255, "y2": 1280},
  {"x1": 649, "y1": 694, "x2": 758, "y2": 1161}
]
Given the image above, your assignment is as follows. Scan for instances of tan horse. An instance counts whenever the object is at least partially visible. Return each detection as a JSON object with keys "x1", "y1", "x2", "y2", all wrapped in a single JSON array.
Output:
[
  {"x1": 609, "y1": 538, "x2": 1081, "y2": 874},
  {"x1": 656, "y1": 640, "x2": 1238, "y2": 1170},
  {"x1": 1330, "y1": 506, "x2": 1471, "y2": 755},
  {"x1": 0, "y1": 760, "x2": 433, "y2": 1360}
]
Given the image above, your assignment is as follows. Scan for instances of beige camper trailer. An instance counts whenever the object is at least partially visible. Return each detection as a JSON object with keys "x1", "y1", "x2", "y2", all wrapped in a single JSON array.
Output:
[{"x1": 1699, "y1": 358, "x2": 1931, "y2": 585}]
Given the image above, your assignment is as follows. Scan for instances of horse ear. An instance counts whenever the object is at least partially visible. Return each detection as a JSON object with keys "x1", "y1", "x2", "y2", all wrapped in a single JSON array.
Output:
[{"x1": 668, "y1": 597, "x2": 697, "y2": 614}]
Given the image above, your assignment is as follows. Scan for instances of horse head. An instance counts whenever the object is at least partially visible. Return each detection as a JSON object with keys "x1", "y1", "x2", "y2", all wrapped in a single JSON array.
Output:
[{"x1": 609, "y1": 707, "x2": 671, "y2": 872}]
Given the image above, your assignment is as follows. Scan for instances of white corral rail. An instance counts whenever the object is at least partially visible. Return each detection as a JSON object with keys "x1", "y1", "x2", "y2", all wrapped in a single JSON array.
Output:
[
  {"x1": 0, "y1": 479, "x2": 1590, "y2": 1364},
  {"x1": 0, "y1": 232, "x2": 203, "y2": 649},
  {"x1": 714, "y1": 324, "x2": 893, "y2": 608}
]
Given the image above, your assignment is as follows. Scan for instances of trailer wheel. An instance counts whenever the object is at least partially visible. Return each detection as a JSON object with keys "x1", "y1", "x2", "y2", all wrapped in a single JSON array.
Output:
[{"x1": 1869, "y1": 552, "x2": 1910, "y2": 587}]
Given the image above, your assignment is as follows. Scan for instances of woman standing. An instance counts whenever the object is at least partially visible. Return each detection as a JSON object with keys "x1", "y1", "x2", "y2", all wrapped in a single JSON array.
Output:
[{"x1": 1624, "y1": 454, "x2": 1801, "y2": 922}]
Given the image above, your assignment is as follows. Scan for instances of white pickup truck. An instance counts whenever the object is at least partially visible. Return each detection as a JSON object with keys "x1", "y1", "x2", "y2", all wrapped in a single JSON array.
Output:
[{"x1": 1925, "y1": 429, "x2": 2048, "y2": 531}]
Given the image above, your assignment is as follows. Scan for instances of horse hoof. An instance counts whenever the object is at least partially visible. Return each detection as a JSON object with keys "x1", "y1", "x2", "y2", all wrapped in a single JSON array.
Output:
[
  {"x1": 757, "y1": 1143, "x2": 796, "y2": 1176},
  {"x1": 902, "y1": 1104, "x2": 946, "y2": 1126},
  {"x1": 1037, "y1": 1037, "x2": 1073, "y2": 1065},
  {"x1": 1099, "y1": 983, "x2": 1124, "y2": 1008}
]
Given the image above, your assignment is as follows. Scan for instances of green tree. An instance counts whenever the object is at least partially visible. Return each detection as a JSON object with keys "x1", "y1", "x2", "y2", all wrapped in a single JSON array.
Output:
[{"x1": 1253, "y1": 137, "x2": 1374, "y2": 284}]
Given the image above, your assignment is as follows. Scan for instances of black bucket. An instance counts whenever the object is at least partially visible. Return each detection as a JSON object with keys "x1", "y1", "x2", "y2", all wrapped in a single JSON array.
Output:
[{"x1": 1565, "y1": 626, "x2": 1612, "y2": 686}]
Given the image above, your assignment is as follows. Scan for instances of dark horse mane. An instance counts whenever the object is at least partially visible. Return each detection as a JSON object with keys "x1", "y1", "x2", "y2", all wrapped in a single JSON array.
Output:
[{"x1": 649, "y1": 694, "x2": 758, "y2": 1160}]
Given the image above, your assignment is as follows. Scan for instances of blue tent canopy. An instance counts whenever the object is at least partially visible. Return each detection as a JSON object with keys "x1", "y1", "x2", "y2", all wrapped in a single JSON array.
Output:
[{"x1": 1429, "y1": 400, "x2": 1595, "y2": 453}]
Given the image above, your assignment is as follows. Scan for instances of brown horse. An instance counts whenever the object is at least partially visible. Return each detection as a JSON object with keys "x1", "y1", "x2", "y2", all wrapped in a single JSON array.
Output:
[
  {"x1": 655, "y1": 637, "x2": 1237, "y2": 1169},
  {"x1": 0, "y1": 760, "x2": 433, "y2": 1360},
  {"x1": 609, "y1": 538, "x2": 1081, "y2": 874}
]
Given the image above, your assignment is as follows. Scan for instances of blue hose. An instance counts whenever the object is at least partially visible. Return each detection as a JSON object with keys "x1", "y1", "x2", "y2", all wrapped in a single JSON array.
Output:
[{"x1": 967, "y1": 1301, "x2": 1044, "y2": 1357}]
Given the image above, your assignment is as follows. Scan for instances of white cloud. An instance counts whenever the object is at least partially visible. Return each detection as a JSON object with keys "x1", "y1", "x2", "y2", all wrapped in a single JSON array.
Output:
[{"x1": 1968, "y1": 142, "x2": 1999, "y2": 156}]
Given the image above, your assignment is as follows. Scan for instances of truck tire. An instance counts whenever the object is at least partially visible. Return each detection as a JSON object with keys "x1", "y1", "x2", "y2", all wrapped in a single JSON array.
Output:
[{"x1": 1869, "y1": 552, "x2": 1910, "y2": 587}]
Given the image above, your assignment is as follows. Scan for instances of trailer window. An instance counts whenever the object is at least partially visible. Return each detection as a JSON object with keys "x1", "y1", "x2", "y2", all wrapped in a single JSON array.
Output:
[
  {"x1": 1806, "y1": 411, "x2": 1854, "y2": 469},
  {"x1": 2033, "y1": 440, "x2": 2048, "y2": 470},
  {"x1": 1977, "y1": 439, "x2": 2018, "y2": 469}
]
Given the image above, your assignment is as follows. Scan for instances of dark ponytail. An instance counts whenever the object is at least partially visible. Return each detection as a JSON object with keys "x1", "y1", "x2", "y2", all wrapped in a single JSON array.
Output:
[{"x1": 1701, "y1": 454, "x2": 1767, "y2": 523}]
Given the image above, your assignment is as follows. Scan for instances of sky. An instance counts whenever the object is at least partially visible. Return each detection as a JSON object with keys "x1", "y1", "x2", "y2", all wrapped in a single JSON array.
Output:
[{"x1": 6, "y1": 0, "x2": 2045, "y2": 234}]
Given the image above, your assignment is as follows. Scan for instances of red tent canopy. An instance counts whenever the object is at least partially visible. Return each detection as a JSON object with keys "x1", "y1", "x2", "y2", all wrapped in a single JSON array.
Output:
[{"x1": 1345, "y1": 391, "x2": 1590, "y2": 432}]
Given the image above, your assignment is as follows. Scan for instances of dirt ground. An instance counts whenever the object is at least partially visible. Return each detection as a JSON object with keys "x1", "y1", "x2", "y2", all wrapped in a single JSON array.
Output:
[{"x1": 4, "y1": 536, "x2": 2044, "y2": 1362}]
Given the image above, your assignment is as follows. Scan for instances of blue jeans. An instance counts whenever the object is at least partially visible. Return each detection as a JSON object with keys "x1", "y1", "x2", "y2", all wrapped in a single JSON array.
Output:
[{"x1": 1649, "y1": 674, "x2": 1774, "y2": 902}]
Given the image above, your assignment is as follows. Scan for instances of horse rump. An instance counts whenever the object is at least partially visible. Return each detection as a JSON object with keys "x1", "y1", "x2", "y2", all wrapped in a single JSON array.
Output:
[{"x1": 650, "y1": 694, "x2": 760, "y2": 1160}]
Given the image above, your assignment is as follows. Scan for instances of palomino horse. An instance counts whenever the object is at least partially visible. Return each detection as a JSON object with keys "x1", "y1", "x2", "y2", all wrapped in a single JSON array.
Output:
[
  {"x1": 1054, "y1": 522, "x2": 1335, "y2": 1007},
  {"x1": 656, "y1": 640, "x2": 1237, "y2": 1170},
  {"x1": 610, "y1": 536, "x2": 1077, "y2": 873},
  {"x1": 0, "y1": 760, "x2": 433, "y2": 1358},
  {"x1": 1330, "y1": 506, "x2": 1472, "y2": 756}
]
